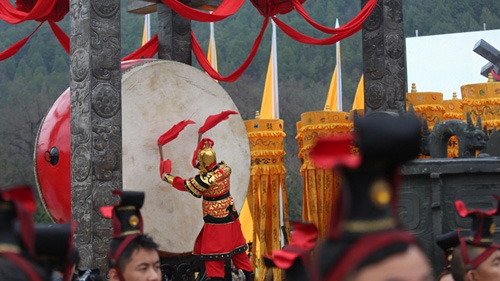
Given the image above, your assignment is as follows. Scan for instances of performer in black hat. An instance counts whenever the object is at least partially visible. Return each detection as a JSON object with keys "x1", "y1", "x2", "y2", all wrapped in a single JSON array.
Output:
[
  {"x1": 450, "y1": 199, "x2": 500, "y2": 281},
  {"x1": 34, "y1": 223, "x2": 79, "y2": 281},
  {"x1": 0, "y1": 185, "x2": 46, "y2": 281},
  {"x1": 265, "y1": 112, "x2": 433, "y2": 281},
  {"x1": 104, "y1": 191, "x2": 161, "y2": 281},
  {"x1": 436, "y1": 230, "x2": 460, "y2": 281}
]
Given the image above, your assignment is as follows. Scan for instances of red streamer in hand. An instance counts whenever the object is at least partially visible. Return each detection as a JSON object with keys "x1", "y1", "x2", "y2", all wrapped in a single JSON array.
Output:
[{"x1": 158, "y1": 120, "x2": 196, "y2": 146}]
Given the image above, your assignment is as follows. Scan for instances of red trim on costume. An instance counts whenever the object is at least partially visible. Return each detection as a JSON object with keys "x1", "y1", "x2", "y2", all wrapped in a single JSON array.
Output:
[
  {"x1": 459, "y1": 238, "x2": 500, "y2": 270},
  {"x1": 1, "y1": 185, "x2": 36, "y2": 258},
  {"x1": 0, "y1": 252, "x2": 43, "y2": 281},
  {"x1": 110, "y1": 234, "x2": 139, "y2": 281},
  {"x1": 172, "y1": 177, "x2": 187, "y2": 191},
  {"x1": 192, "y1": 138, "x2": 215, "y2": 168}
]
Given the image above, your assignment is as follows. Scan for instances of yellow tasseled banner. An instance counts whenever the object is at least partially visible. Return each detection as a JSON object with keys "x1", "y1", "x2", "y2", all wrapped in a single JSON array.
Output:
[
  {"x1": 298, "y1": 111, "x2": 353, "y2": 239},
  {"x1": 243, "y1": 119, "x2": 290, "y2": 281}
]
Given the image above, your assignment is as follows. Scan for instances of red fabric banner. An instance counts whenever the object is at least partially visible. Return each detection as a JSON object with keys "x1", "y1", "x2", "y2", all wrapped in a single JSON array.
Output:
[
  {"x1": 160, "y1": 0, "x2": 244, "y2": 22},
  {"x1": 273, "y1": 16, "x2": 359, "y2": 45},
  {"x1": 0, "y1": 21, "x2": 43, "y2": 61},
  {"x1": 292, "y1": 0, "x2": 378, "y2": 35},
  {"x1": 0, "y1": 0, "x2": 56, "y2": 24},
  {"x1": 48, "y1": 20, "x2": 69, "y2": 54},
  {"x1": 192, "y1": 17, "x2": 270, "y2": 82},
  {"x1": 122, "y1": 34, "x2": 159, "y2": 61}
]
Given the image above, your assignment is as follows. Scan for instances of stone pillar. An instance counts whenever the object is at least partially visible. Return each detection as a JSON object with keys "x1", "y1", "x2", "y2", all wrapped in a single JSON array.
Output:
[
  {"x1": 70, "y1": 0, "x2": 122, "y2": 274},
  {"x1": 361, "y1": 0, "x2": 406, "y2": 113},
  {"x1": 157, "y1": 1, "x2": 192, "y2": 64}
]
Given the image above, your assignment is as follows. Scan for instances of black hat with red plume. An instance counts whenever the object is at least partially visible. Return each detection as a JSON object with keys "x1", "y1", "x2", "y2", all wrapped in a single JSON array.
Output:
[
  {"x1": 313, "y1": 112, "x2": 422, "y2": 281},
  {"x1": 34, "y1": 223, "x2": 75, "y2": 281},
  {"x1": 454, "y1": 198, "x2": 500, "y2": 270},
  {"x1": 436, "y1": 229, "x2": 460, "y2": 271},
  {"x1": 0, "y1": 185, "x2": 43, "y2": 281},
  {"x1": 101, "y1": 190, "x2": 145, "y2": 280},
  {"x1": 263, "y1": 112, "x2": 422, "y2": 281}
]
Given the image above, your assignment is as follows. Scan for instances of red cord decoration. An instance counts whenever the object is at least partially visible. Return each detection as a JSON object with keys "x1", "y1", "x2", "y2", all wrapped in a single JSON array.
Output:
[
  {"x1": 0, "y1": 21, "x2": 43, "y2": 60},
  {"x1": 122, "y1": 34, "x2": 159, "y2": 61},
  {"x1": 192, "y1": 17, "x2": 270, "y2": 82},
  {"x1": 292, "y1": 0, "x2": 378, "y2": 35},
  {"x1": 0, "y1": 0, "x2": 57, "y2": 24},
  {"x1": 160, "y1": 0, "x2": 244, "y2": 22},
  {"x1": 48, "y1": 20, "x2": 69, "y2": 54}
]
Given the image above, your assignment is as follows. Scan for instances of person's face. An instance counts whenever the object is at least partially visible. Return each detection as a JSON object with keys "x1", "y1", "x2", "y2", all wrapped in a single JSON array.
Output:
[
  {"x1": 468, "y1": 249, "x2": 500, "y2": 281},
  {"x1": 438, "y1": 272, "x2": 455, "y2": 281},
  {"x1": 109, "y1": 247, "x2": 161, "y2": 281},
  {"x1": 350, "y1": 245, "x2": 433, "y2": 281}
]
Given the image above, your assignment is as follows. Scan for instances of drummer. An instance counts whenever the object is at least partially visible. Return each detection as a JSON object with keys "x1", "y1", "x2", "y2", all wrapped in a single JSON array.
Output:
[
  {"x1": 162, "y1": 138, "x2": 254, "y2": 281},
  {"x1": 106, "y1": 191, "x2": 161, "y2": 281}
]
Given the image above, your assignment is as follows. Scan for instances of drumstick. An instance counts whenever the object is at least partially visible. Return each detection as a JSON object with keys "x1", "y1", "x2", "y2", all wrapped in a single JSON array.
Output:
[{"x1": 158, "y1": 144, "x2": 164, "y2": 161}]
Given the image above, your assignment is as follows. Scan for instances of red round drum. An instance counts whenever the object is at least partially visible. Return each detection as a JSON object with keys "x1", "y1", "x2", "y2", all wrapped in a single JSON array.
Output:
[
  {"x1": 34, "y1": 59, "x2": 251, "y2": 254},
  {"x1": 34, "y1": 59, "x2": 154, "y2": 223}
]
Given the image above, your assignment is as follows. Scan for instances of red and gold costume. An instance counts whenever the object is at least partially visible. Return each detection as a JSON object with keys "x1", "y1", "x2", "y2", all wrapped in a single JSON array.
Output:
[{"x1": 163, "y1": 141, "x2": 253, "y2": 279}]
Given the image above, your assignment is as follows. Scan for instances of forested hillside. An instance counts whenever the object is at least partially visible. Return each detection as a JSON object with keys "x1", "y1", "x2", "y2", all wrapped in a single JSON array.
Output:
[{"x1": 0, "y1": 0, "x2": 498, "y2": 220}]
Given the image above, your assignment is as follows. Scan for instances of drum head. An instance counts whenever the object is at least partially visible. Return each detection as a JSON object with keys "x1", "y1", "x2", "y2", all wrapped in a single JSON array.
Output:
[{"x1": 122, "y1": 60, "x2": 250, "y2": 253}]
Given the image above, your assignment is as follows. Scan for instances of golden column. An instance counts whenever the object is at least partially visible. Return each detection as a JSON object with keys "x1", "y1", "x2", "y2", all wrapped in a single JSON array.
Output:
[
  {"x1": 245, "y1": 115, "x2": 290, "y2": 281},
  {"x1": 461, "y1": 73, "x2": 500, "y2": 132},
  {"x1": 298, "y1": 110, "x2": 352, "y2": 238}
]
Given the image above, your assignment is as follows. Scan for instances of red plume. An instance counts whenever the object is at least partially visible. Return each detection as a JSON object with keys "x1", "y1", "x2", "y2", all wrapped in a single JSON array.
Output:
[
  {"x1": 1, "y1": 185, "x2": 36, "y2": 258},
  {"x1": 198, "y1": 110, "x2": 238, "y2": 134},
  {"x1": 455, "y1": 199, "x2": 500, "y2": 217},
  {"x1": 157, "y1": 120, "x2": 195, "y2": 146},
  {"x1": 310, "y1": 135, "x2": 361, "y2": 169}
]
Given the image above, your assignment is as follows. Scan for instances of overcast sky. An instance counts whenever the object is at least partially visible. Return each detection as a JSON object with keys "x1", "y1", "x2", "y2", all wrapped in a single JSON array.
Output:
[{"x1": 406, "y1": 29, "x2": 500, "y2": 100}]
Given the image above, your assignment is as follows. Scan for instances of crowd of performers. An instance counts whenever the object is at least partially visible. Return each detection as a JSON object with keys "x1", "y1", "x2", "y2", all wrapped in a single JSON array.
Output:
[{"x1": 2, "y1": 112, "x2": 500, "y2": 281}]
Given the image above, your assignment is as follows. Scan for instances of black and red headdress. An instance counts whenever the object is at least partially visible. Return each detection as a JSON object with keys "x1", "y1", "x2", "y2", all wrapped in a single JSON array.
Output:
[
  {"x1": 316, "y1": 113, "x2": 422, "y2": 281},
  {"x1": 34, "y1": 223, "x2": 75, "y2": 281},
  {"x1": 264, "y1": 112, "x2": 422, "y2": 281},
  {"x1": 0, "y1": 185, "x2": 43, "y2": 281},
  {"x1": 436, "y1": 229, "x2": 460, "y2": 270},
  {"x1": 455, "y1": 198, "x2": 500, "y2": 270},
  {"x1": 101, "y1": 190, "x2": 145, "y2": 281}
]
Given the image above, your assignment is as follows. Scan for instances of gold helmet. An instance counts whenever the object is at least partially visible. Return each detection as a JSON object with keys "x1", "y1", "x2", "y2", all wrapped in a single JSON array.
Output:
[{"x1": 196, "y1": 138, "x2": 216, "y2": 172}]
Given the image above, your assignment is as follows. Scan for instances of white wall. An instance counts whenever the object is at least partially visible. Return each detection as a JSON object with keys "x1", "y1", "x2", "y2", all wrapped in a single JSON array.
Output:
[{"x1": 406, "y1": 29, "x2": 500, "y2": 100}]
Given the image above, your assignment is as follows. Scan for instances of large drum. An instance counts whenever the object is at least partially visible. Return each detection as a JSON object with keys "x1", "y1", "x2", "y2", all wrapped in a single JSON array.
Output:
[{"x1": 34, "y1": 60, "x2": 251, "y2": 254}]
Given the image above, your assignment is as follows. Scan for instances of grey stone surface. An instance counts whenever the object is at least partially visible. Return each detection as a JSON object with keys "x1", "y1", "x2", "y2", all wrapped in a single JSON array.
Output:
[
  {"x1": 70, "y1": 0, "x2": 122, "y2": 274},
  {"x1": 361, "y1": 0, "x2": 406, "y2": 113},
  {"x1": 400, "y1": 158, "x2": 500, "y2": 275}
]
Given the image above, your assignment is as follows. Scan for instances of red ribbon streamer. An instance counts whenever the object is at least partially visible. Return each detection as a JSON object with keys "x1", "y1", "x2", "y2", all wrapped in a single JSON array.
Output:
[
  {"x1": 192, "y1": 17, "x2": 270, "y2": 82},
  {"x1": 0, "y1": 0, "x2": 56, "y2": 24},
  {"x1": 272, "y1": 0, "x2": 378, "y2": 45},
  {"x1": 48, "y1": 20, "x2": 69, "y2": 54},
  {"x1": 0, "y1": 21, "x2": 43, "y2": 61},
  {"x1": 160, "y1": 0, "x2": 244, "y2": 22},
  {"x1": 292, "y1": 0, "x2": 378, "y2": 35},
  {"x1": 122, "y1": 34, "x2": 159, "y2": 61}
]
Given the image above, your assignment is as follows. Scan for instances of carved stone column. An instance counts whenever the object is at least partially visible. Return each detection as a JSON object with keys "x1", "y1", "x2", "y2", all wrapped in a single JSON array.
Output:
[
  {"x1": 361, "y1": 0, "x2": 406, "y2": 113},
  {"x1": 70, "y1": 0, "x2": 122, "y2": 273},
  {"x1": 157, "y1": 1, "x2": 192, "y2": 64}
]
